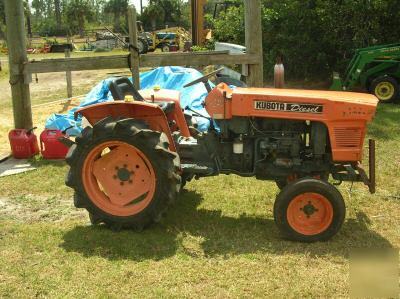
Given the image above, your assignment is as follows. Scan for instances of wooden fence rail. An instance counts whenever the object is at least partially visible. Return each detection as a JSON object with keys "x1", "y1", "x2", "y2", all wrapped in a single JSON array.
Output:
[
  {"x1": 6, "y1": 0, "x2": 263, "y2": 129},
  {"x1": 24, "y1": 51, "x2": 259, "y2": 79}
]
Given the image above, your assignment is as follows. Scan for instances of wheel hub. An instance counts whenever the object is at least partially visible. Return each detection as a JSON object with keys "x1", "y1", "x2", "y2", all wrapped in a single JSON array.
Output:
[
  {"x1": 301, "y1": 201, "x2": 319, "y2": 218},
  {"x1": 287, "y1": 192, "x2": 334, "y2": 236},
  {"x1": 116, "y1": 166, "x2": 133, "y2": 182},
  {"x1": 82, "y1": 142, "x2": 156, "y2": 216},
  {"x1": 375, "y1": 82, "x2": 394, "y2": 100}
]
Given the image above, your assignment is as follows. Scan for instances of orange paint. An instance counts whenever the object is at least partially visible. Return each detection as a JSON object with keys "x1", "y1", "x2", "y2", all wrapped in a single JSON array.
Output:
[
  {"x1": 75, "y1": 101, "x2": 178, "y2": 152},
  {"x1": 204, "y1": 82, "x2": 233, "y2": 119},
  {"x1": 205, "y1": 84, "x2": 378, "y2": 162},
  {"x1": 82, "y1": 141, "x2": 156, "y2": 217},
  {"x1": 140, "y1": 89, "x2": 191, "y2": 137},
  {"x1": 76, "y1": 85, "x2": 378, "y2": 163},
  {"x1": 286, "y1": 193, "x2": 333, "y2": 236}
]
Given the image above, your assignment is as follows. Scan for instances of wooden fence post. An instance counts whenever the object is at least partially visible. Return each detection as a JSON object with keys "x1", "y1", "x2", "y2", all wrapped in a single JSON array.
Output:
[
  {"x1": 65, "y1": 48, "x2": 72, "y2": 98},
  {"x1": 128, "y1": 5, "x2": 140, "y2": 89},
  {"x1": 244, "y1": 0, "x2": 264, "y2": 87},
  {"x1": 4, "y1": 0, "x2": 33, "y2": 129}
]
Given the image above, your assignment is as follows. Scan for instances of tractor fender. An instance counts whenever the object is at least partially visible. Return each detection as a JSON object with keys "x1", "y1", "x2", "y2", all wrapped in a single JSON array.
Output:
[{"x1": 74, "y1": 101, "x2": 177, "y2": 151}]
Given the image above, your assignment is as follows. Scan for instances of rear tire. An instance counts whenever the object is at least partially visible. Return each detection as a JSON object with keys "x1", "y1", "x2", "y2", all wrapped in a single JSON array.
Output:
[
  {"x1": 274, "y1": 178, "x2": 345, "y2": 242},
  {"x1": 137, "y1": 37, "x2": 149, "y2": 54},
  {"x1": 66, "y1": 117, "x2": 181, "y2": 230},
  {"x1": 370, "y1": 76, "x2": 399, "y2": 103},
  {"x1": 161, "y1": 44, "x2": 170, "y2": 52}
]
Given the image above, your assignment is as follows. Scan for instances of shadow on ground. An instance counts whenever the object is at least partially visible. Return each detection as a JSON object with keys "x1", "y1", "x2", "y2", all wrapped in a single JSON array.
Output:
[{"x1": 61, "y1": 190, "x2": 393, "y2": 261}]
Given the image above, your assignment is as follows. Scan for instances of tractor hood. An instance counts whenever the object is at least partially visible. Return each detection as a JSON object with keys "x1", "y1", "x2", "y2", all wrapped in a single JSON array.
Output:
[
  {"x1": 230, "y1": 87, "x2": 379, "y2": 122},
  {"x1": 206, "y1": 84, "x2": 378, "y2": 162},
  {"x1": 233, "y1": 88, "x2": 378, "y2": 106}
]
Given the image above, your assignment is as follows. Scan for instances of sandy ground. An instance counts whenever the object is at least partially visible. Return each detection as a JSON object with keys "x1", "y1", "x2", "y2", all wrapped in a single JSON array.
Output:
[
  {"x1": 0, "y1": 69, "x2": 129, "y2": 101},
  {"x1": 0, "y1": 66, "x2": 131, "y2": 154}
]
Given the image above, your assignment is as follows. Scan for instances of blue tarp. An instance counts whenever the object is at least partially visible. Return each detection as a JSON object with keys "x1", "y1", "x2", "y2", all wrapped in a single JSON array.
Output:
[{"x1": 45, "y1": 66, "x2": 213, "y2": 135}]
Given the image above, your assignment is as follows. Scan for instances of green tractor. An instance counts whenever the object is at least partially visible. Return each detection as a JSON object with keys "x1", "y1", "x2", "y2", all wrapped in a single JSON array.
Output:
[{"x1": 331, "y1": 43, "x2": 400, "y2": 103}]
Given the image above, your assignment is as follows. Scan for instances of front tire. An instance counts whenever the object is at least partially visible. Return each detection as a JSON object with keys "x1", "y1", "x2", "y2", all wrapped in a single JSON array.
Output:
[
  {"x1": 66, "y1": 117, "x2": 181, "y2": 230},
  {"x1": 274, "y1": 178, "x2": 345, "y2": 242},
  {"x1": 275, "y1": 173, "x2": 329, "y2": 190},
  {"x1": 370, "y1": 76, "x2": 399, "y2": 103}
]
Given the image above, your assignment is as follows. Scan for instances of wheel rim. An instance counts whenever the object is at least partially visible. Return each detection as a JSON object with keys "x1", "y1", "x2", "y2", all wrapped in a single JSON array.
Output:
[
  {"x1": 82, "y1": 141, "x2": 156, "y2": 217},
  {"x1": 375, "y1": 82, "x2": 395, "y2": 101},
  {"x1": 287, "y1": 193, "x2": 333, "y2": 236},
  {"x1": 162, "y1": 45, "x2": 170, "y2": 52}
]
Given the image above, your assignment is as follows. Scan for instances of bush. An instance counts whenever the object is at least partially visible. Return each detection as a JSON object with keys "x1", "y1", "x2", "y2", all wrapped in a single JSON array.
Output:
[{"x1": 210, "y1": 0, "x2": 400, "y2": 81}]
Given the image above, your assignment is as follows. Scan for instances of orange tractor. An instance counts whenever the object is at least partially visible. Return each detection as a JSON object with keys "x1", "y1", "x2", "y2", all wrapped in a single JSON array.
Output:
[{"x1": 65, "y1": 69, "x2": 378, "y2": 242}]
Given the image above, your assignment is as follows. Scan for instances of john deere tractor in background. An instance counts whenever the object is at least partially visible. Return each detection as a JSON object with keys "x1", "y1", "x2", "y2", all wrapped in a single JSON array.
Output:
[{"x1": 331, "y1": 43, "x2": 400, "y2": 103}]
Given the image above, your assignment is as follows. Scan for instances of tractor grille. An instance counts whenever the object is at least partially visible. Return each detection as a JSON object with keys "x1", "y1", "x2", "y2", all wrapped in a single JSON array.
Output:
[{"x1": 334, "y1": 127, "x2": 362, "y2": 148}]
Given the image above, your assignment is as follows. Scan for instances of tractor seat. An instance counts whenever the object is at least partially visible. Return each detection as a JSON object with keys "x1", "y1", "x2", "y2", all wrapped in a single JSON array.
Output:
[
  {"x1": 108, "y1": 77, "x2": 175, "y2": 114},
  {"x1": 109, "y1": 77, "x2": 146, "y2": 102}
]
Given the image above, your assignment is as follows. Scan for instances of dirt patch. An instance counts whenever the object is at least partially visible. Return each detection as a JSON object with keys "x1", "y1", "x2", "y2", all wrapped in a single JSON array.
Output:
[
  {"x1": 0, "y1": 195, "x2": 86, "y2": 223},
  {"x1": 0, "y1": 68, "x2": 127, "y2": 104}
]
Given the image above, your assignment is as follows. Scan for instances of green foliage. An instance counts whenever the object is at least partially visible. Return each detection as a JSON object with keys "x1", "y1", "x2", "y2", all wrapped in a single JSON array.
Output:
[
  {"x1": 210, "y1": 0, "x2": 400, "y2": 80},
  {"x1": 65, "y1": 0, "x2": 94, "y2": 37},
  {"x1": 2, "y1": 0, "x2": 399, "y2": 82},
  {"x1": 141, "y1": 0, "x2": 190, "y2": 30},
  {"x1": 0, "y1": 1, "x2": 5, "y2": 38},
  {"x1": 0, "y1": 1, "x2": 5, "y2": 24},
  {"x1": 15, "y1": 0, "x2": 108, "y2": 36},
  {"x1": 0, "y1": 0, "x2": 189, "y2": 38},
  {"x1": 208, "y1": 5, "x2": 244, "y2": 45},
  {"x1": 104, "y1": 0, "x2": 129, "y2": 32},
  {"x1": 191, "y1": 40, "x2": 215, "y2": 52}
]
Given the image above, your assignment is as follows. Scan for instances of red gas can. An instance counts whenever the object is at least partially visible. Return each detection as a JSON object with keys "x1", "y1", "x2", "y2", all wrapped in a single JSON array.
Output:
[
  {"x1": 40, "y1": 129, "x2": 70, "y2": 159},
  {"x1": 8, "y1": 128, "x2": 39, "y2": 159}
]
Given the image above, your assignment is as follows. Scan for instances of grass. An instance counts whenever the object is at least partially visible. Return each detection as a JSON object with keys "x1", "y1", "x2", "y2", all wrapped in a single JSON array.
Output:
[{"x1": 0, "y1": 60, "x2": 399, "y2": 297}]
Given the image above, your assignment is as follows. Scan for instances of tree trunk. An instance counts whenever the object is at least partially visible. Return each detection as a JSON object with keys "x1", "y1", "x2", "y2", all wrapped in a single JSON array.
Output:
[
  {"x1": 54, "y1": 0, "x2": 62, "y2": 29},
  {"x1": 26, "y1": 12, "x2": 32, "y2": 38},
  {"x1": 114, "y1": 12, "x2": 120, "y2": 32},
  {"x1": 79, "y1": 15, "x2": 85, "y2": 37}
]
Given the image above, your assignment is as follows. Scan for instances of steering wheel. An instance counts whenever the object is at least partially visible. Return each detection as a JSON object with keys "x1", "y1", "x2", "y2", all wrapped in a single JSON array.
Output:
[{"x1": 183, "y1": 67, "x2": 225, "y2": 92}]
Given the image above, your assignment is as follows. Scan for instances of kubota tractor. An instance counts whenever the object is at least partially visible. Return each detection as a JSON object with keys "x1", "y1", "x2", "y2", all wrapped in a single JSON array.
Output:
[{"x1": 65, "y1": 69, "x2": 378, "y2": 242}]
